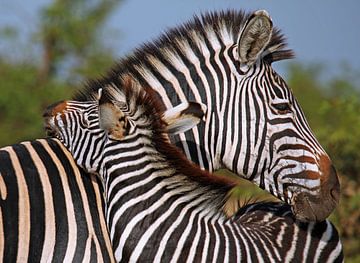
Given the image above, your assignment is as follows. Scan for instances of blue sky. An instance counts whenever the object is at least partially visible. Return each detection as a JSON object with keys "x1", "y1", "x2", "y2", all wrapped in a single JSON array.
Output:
[{"x1": 1, "y1": 0, "x2": 360, "y2": 80}]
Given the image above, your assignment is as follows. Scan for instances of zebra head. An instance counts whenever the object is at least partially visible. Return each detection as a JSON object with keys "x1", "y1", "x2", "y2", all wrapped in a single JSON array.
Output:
[
  {"x1": 43, "y1": 78, "x2": 206, "y2": 176},
  {"x1": 76, "y1": 10, "x2": 339, "y2": 222},
  {"x1": 219, "y1": 10, "x2": 340, "y2": 221}
]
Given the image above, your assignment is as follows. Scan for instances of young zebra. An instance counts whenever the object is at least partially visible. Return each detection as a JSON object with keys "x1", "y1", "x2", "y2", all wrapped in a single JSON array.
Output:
[
  {"x1": 0, "y1": 139, "x2": 115, "y2": 262},
  {"x1": 44, "y1": 78, "x2": 343, "y2": 262}
]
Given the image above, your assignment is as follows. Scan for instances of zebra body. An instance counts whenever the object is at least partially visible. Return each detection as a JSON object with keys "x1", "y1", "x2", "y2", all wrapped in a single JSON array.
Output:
[
  {"x1": 44, "y1": 78, "x2": 343, "y2": 262},
  {"x1": 0, "y1": 139, "x2": 114, "y2": 262},
  {"x1": 77, "y1": 9, "x2": 339, "y2": 221}
]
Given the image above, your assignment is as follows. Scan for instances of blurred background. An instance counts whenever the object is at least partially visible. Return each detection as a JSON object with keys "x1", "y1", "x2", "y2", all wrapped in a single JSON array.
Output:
[{"x1": 1, "y1": 0, "x2": 359, "y2": 261}]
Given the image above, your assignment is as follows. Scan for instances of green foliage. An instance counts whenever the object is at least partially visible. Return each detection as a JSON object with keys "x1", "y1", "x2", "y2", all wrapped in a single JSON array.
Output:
[
  {"x1": 0, "y1": 59, "x2": 74, "y2": 145},
  {"x1": 38, "y1": 0, "x2": 120, "y2": 80},
  {"x1": 0, "y1": 0, "x2": 121, "y2": 146},
  {"x1": 329, "y1": 176, "x2": 360, "y2": 260}
]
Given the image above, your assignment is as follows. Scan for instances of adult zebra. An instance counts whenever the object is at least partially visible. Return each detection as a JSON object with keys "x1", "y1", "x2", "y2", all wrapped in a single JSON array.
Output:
[
  {"x1": 68, "y1": 9, "x2": 339, "y2": 221},
  {"x1": 44, "y1": 78, "x2": 343, "y2": 262},
  {"x1": 0, "y1": 139, "x2": 115, "y2": 262}
]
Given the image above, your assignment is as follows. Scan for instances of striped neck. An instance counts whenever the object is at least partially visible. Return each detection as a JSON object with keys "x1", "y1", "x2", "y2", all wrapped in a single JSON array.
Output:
[{"x1": 99, "y1": 133, "x2": 236, "y2": 238}]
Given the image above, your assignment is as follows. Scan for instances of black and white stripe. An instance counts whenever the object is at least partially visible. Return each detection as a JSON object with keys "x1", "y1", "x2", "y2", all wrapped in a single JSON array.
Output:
[
  {"x1": 75, "y1": 9, "x2": 339, "y2": 221},
  {"x1": 45, "y1": 80, "x2": 343, "y2": 262},
  {"x1": 0, "y1": 139, "x2": 114, "y2": 262}
]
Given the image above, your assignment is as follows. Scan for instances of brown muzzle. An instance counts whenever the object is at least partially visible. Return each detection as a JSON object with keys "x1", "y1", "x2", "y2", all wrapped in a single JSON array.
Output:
[
  {"x1": 43, "y1": 101, "x2": 67, "y2": 118},
  {"x1": 292, "y1": 155, "x2": 340, "y2": 222}
]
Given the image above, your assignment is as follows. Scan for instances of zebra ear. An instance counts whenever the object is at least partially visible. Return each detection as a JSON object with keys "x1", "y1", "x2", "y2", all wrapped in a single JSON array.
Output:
[
  {"x1": 99, "y1": 101, "x2": 128, "y2": 140},
  {"x1": 237, "y1": 10, "x2": 273, "y2": 67},
  {"x1": 163, "y1": 102, "x2": 207, "y2": 135}
]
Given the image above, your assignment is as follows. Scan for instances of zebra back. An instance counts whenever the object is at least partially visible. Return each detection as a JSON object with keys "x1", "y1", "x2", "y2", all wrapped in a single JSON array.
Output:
[{"x1": 0, "y1": 138, "x2": 114, "y2": 262}]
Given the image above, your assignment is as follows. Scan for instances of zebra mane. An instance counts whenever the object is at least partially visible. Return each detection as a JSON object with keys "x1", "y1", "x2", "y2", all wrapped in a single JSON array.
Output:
[
  {"x1": 74, "y1": 9, "x2": 294, "y2": 102},
  {"x1": 96, "y1": 76, "x2": 237, "y2": 204}
]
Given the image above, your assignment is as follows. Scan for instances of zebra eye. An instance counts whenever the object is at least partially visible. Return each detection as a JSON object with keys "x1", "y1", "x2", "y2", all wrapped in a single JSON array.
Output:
[{"x1": 272, "y1": 102, "x2": 291, "y2": 114}]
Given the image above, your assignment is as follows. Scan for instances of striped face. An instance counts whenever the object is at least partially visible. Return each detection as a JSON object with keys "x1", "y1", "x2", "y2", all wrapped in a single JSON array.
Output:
[
  {"x1": 43, "y1": 85, "x2": 206, "y2": 179},
  {"x1": 221, "y1": 60, "x2": 340, "y2": 221},
  {"x1": 44, "y1": 100, "x2": 106, "y2": 174}
]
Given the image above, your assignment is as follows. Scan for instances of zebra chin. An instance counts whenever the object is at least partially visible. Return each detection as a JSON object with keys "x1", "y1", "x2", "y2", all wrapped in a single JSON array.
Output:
[{"x1": 291, "y1": 155, "x2": 340, "y2": 222}]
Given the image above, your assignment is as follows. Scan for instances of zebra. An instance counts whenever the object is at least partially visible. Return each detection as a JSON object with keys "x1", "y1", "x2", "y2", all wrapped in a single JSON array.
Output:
[
  {"x1": 43, "y1": 77, "x2": 343, "y2": 262},
  {"x1": 69, "y1": 9, "x2": 339, "y2": 222},
  {"x1": 0, "y1": 8, "x2": 340, "y2": 262},
  {"x1": 0, "y1": 139, "x2": 115, "y2": 262}
]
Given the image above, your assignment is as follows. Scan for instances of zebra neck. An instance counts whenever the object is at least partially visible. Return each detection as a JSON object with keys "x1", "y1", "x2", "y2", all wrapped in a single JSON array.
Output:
[
  {"x1": 104, "y1": 162, "x2": 230, "y2": 243},
  {"x1": 102, "y1": 149, "x2": 234, "y2": 228},
  {"x1": 104, "y1": 160, "x2": 229, "y2": 208}
]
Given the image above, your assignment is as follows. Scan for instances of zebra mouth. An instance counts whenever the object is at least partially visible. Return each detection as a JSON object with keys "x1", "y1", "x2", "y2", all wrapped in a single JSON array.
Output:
[
  {"x1": 43, "y1": 108, "x2": 60, "y2": 138},
  {"x1": 291, "y1": 190, "x2": 336, "y2": 222},
  {"x1": 43, "y1": 117, "x2": 59, "y2": 138},
  {"x1": 44, "y1": 124, "x2": 57, "y2": 137},
  {"x1": 291, "y1": 192, "x2": 316, "y2": 222},
  {"x1": 43, "y1": 100, "x2": 67, "y2": 139}
]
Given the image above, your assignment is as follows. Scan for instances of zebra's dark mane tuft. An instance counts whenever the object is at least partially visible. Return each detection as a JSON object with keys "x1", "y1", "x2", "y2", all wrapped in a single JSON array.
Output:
[
  {"x1": 73, "y1": 9, "x2": 293, "y2": 102},
  {"x1": 98, "y1": 76, "x2": 237, "y2": 207}
]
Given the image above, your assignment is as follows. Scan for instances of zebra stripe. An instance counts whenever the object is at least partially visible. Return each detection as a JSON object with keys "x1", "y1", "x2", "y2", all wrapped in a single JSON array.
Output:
[
  {"x1": 23, "y1": 142, "x2": 56, "y2": 261},
  {"x1": 74, "y1": 9, "x2": 339, "y2": 221},
  {"x1": 44, "y1": 79, "x2": 343, "y2": 262},
  {"x1": 0, "y1": 139, "x2": 114, "y2": 262}
]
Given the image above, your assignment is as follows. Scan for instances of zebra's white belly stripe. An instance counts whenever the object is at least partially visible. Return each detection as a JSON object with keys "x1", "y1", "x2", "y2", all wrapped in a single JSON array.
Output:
[{"x1": 5, "y1": 147, "x2": 30, "y2": 262}]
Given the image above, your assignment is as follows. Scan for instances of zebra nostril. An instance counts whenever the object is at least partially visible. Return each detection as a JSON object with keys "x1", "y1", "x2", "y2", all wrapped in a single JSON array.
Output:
[
  {"x1": 326, "y1": 165, "x2": 340, "y2": 202},
  {"x1": 330, "y1": 188, "x2": 339, "y2": 200}
]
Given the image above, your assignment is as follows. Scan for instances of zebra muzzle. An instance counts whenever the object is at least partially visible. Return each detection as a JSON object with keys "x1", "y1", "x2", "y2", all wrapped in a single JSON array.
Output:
[{"x1": 291, "y1": 155, "x2": 340, "y2": 222}]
